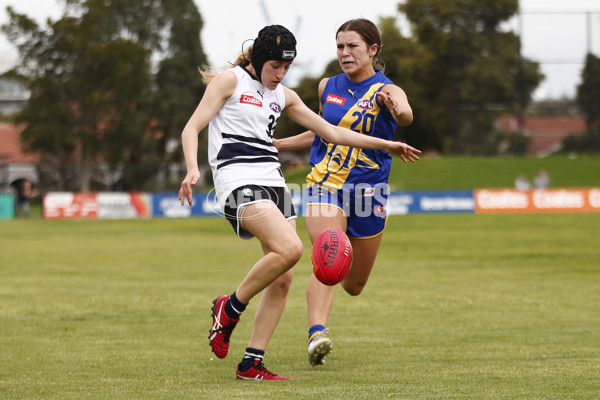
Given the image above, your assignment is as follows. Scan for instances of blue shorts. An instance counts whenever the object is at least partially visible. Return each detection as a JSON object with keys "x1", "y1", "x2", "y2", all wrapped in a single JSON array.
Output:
[{"x1": 305, "y1": 183, "x2": 389, "y2": 239}]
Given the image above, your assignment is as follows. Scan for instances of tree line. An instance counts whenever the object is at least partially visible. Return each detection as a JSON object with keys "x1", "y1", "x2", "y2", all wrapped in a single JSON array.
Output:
[{"x1": 2, "y1": 0, "x2": 598, "y2": 192}]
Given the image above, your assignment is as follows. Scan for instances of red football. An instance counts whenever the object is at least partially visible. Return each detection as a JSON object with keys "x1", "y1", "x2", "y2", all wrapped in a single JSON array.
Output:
[{"x1": 311, "y1": 228, "x2": 353, "y2": 286}]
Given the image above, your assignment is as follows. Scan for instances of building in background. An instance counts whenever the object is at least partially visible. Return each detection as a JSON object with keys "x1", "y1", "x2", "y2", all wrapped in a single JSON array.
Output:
[
  {"x1": 0, "y1": 123, "x2": 39, "y2": 191},
  {"x1": 0, "y1": 76, "x2": 28, "y2": 117},
  {"x1": 496, "y1": 115, "x2": 586, "y2": 156}
]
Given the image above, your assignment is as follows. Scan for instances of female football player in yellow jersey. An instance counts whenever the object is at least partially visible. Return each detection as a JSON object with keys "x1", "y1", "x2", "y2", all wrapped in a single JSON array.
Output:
[
  {"x1": 179, "y1": 24, "x2": 419, "y2": 380},
  {"x1": 275, "y1": 18, "x2": 417, "y2": 366}
]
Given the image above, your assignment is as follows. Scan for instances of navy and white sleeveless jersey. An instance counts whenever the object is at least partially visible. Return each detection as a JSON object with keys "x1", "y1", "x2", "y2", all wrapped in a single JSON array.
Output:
[
  {"x1": 208, "y1": 65, "x2": 286, "y2": 208},
  {"x1": 307, "y1": 70, "x2": 398, "y2": 189}
]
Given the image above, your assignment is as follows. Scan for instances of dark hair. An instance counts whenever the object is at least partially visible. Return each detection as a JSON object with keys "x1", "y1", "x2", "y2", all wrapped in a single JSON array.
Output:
[
  {"x1": 336, "y1": 18, "x2": 385, "y2": 73},
  {"x1": 251, "y1": 25, "x2": 297, "y2": 83}
]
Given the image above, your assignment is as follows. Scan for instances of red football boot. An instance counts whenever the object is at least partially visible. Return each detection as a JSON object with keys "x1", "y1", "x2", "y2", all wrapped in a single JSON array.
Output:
[
  {"x1": 236, "y1": 360, "x2": 290, "y2": 381},
  {"x1": 208, "y1": 295, "x2": 239, "y2": 359}
]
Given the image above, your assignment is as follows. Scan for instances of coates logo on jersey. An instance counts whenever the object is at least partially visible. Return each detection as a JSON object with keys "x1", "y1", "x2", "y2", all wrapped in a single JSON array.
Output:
[
  {"x1": 269, "y1": 102, "x2": 282, "y2": 113},
  {"x1": 325, "y1": 94, "x2": 346, "y2": 106},
  {"x1": 240, "y1": 94, "x2": 262, "y2": 107},
  {"x1": 357, "y1": 99, "x2": 374, "y2": 110}
]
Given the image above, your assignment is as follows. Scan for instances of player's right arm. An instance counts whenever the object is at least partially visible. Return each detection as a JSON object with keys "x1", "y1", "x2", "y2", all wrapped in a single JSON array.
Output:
[{"x1": 179, "y1": 70, "x2": 236, "y2": 206}]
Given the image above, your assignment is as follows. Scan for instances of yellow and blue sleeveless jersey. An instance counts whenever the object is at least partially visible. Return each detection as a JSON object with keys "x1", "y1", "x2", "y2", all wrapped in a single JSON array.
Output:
[{"x1": 307, "y1": 70, "x2": 398, "y2": 188}]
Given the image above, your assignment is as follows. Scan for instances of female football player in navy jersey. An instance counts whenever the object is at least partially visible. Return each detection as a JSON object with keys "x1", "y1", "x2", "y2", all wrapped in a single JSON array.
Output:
[
  {"x1": 275, "y1": 18, "x2": 416, "y2": 367},
  {"x1": 179, "y1": 24, "x2": 419, "y2": 380}
]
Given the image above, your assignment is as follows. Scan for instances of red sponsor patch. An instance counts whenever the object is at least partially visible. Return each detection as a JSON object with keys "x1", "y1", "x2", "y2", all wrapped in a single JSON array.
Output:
[
  {"x1": 374, "y1": 204, "x2": 387, "y2": 217},
  {"x1": 240, "y1": 94, "x2": 262, "y2": 107},
  {"x1": 325, "y1": 94, "x2": 346, "y2": 106}
]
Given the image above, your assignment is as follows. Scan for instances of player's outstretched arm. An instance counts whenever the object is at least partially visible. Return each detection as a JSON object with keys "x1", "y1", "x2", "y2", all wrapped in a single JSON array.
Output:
[{"x1": 273, "y1": 131, "x2": 315, "y2": 151}]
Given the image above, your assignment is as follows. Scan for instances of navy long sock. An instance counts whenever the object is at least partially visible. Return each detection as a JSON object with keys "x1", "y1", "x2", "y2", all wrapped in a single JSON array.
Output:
[
  {"x1": 225, "y1": 291, "x2": 247, "y2": 320},
  {"x1": 238, "y1": 347, "x2": 265, "y2": 372}
]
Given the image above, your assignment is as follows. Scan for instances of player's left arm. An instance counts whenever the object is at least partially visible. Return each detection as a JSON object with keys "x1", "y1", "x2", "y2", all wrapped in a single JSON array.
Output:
[
  {"x1": 274, "y1": 78, "x2": 328, "y2": 152},
  {"x1": 376, "y1": 84, "x2": 413, "y2": 126}
]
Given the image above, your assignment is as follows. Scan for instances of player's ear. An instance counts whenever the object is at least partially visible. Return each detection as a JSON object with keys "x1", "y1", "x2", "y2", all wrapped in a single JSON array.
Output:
[{"x1": 369, "y1": 43, "x2": 378, "y2": 57}]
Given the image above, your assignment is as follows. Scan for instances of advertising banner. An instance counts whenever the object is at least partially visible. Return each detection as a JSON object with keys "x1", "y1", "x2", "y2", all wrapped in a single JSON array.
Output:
[
  {"x1": 152, "y1": 192, "x2": 221, "y2": 218},
  {"x1": 387, "y1": 191, "x2": 475, "y2": 215},
  {"x1": 474, "y1": 188, "x2": 600, "y2": 214},
  {"x1": 43, "y1": 192, "x2": 98, "y2": 219},
  {"x1": 0, "y1": 193, "x2": 14, "y2": 219},
  {"x1": 41, "y1": 188, "x2": 600, "y2": 219},
  {"x1": 97, "y1": 192, "x2": 152, "y2": 219}
]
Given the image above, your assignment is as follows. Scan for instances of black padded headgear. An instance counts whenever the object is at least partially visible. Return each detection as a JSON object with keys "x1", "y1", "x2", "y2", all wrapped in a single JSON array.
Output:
[{"x1": 251, "y1": 25, "x2": 297, "y2": 83}]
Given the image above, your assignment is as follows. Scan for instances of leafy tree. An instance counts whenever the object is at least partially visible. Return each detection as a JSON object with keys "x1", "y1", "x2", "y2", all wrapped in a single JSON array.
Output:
[
  {"x1": 150, "y1": 0, "x2": 208, "y2": 188},
  {"x1": 2, "y1": 0, "x2": 206, "y2": 191},
  {"x1": 529, "y1": 97, "x2": 579, "y2": 117},
  {"x1": 570, "y1": 52, "x2": 600, "y2": 152},
  {"x1": 577, "y1": 53, "x2": 600, "y2": 130},
  {"x1": 3, "y1": 6, "x2": 150, "y2": 191},
  {"x1": 278, "y1": 4, "x2": 543, "y2": 157},
  {"x1": 398, "y1": 0, "x2": 543, "y2": 154},
  {"x1": 378, "y1": 17, "x2": 433, "y2": 151}
]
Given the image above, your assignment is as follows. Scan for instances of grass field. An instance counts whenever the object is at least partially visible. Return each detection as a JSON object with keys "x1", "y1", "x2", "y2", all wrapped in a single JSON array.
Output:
[
  {"x1": 1, "y1": 213, "x2": 599, "y2": 399},
  {"x1": 284, "y1": 155, "x2": 600, "y2": 190}
]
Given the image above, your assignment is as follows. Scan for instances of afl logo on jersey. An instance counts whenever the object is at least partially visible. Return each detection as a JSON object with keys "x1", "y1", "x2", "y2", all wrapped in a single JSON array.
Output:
[
  {"x1": 240, "y1": 94, "x2": 263, "y2": 107},
  {"x1": 325, "y1": 94, "x2": 346, "y2": 106},
  {"x1": 269, "y1": 102, "x2": 282, "y2": 113},
  {"x1": 357, "y1": 100, "x2": 374, "y2": 110}
]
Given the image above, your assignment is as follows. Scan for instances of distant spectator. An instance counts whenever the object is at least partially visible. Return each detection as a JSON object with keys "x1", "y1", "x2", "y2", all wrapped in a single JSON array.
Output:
[
  {"x1": 15, "y1": 179, "x2": 38, "y2": 218},
  {"x1": 533, "y1": 169, "x2": 551, "y2": 189},
  {"x1": 515, "y1": 173, "x2": 531, "y2": 191}
]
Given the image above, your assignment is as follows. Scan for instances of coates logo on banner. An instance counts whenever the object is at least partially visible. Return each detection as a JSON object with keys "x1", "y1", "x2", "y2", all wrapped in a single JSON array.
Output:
[
  {"x1": 357, "y1": 99, "x2": 374, "y2": 110},
  {"x1": 240, "y1": 94, "x2": 262, "y2": 107},
  {"x1": 269, "y1": 102, "x2": 281, "y2": 113},
  {"x1": 326, "y1": 94, "x2": 346, "y2": 106}
]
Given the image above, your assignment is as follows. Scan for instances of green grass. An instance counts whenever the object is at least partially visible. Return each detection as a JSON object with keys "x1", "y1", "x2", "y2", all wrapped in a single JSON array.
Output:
[
  {"x1": 1, "y1": 214, "x2": 599, "y2": 399},
  {"x1": 284, "y1": 155, "x2": 600, "y2": 190}
]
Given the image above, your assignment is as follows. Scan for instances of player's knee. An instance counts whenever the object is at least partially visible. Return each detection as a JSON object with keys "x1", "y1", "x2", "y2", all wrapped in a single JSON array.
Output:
[
  {"x1": 342, "y1": 280, "x2": 366, "y2": 296},
  {"x1": 280, "y1": 236, "x2": 303, "y2": 267}
]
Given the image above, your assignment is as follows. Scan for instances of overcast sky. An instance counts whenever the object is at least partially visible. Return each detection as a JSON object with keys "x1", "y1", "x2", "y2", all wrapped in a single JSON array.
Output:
[{"x1": 1, "y1": 0, "x2": 599, "y2": 99}]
